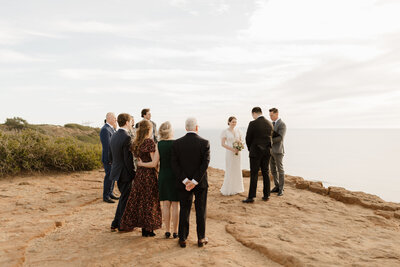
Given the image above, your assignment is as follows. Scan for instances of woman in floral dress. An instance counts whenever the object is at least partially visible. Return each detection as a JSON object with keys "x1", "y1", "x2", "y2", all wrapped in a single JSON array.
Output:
[{"x1": 119, "y1": 120, "x2": 162, "y2": 237}]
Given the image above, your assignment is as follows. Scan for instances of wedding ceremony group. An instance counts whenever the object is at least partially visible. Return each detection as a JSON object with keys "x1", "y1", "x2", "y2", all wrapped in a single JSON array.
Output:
[{"x1": 99, "y1": 107, "x2": 287, "y2": 248}]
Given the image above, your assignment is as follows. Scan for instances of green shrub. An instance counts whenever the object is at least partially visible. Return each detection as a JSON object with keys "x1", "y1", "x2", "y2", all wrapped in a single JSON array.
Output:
[
  {"x1": 0, "y1": 129, "x2": 102, "y2": 176},
  {"x1": 4, "y1": 117, "x2": 28, "y2": 130},
  {"x1": 64, "y1": 123, "x2": 93, "y2": 131}
]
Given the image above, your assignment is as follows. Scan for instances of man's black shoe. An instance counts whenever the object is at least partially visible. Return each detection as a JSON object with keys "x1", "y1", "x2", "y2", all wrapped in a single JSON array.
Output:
[
  {"x1": 262, "y1": 196, "x2": 270, "y2": 201},
  {"x1": 110, "y1": 195, "x2": 120, "y2": 200},
  {"x1": 278, "y1": 191, "x2": 283, "y2": 196},
  {"x1": 271, "y1": 187, "x2": 279, "y2": 193},
  {"x1": 103, "y1": 198, "x2": 115, "y2": 203},
  {"x1": 242, "y1": 198, "x2": 254, "y2": 203}
]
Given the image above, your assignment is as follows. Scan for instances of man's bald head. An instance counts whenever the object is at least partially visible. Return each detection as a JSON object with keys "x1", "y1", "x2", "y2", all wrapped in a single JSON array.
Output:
[{"x1": 105, "y1": 112, "x2": 117, "y2": 129}]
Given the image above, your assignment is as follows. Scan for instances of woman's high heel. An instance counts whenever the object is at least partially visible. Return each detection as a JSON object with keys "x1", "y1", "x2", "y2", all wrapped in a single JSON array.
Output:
[
  {"x1": 142, "y1": 228, "x2": 156, "y2": 237},
  {"x1": 173, "y1": 233, "x2": 178, "y2": 239},
  {"x1": 165, "y1": 232, "x2": 171, "y2": 238}
]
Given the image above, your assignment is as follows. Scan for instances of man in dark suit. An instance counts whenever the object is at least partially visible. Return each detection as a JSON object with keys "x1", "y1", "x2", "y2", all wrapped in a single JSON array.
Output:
[
  {"x1": 109, "y1": 113, "x2": 136, "y2": 231},
  {"x1": 269, "y1": 108, "x2": 287, "y2": 196},
  {"x1": 100, "y1": 112, "x2": 118, "y2": 203},
  {"x1": 171, "y1": 117, "x2": 210, "y2": 248},
  {"x1": 243, "y1": 107, "x2": 273, "y2": 203}
]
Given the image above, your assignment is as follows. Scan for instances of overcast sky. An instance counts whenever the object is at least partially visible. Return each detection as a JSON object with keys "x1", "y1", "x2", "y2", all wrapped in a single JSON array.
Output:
[{"x1": 1, "y1": 0, "x2": 399, "y2": 129}]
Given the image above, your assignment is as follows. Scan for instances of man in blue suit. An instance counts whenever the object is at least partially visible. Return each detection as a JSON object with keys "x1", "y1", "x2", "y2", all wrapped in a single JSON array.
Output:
[{"x1": 100, "y1": 112, "x2": 118, "y2": 203}]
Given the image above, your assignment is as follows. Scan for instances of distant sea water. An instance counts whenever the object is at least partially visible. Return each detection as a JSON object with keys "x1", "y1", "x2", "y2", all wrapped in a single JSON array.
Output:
[{"x1": 174, "y1": 128, "x2": 400, "y2": 203}]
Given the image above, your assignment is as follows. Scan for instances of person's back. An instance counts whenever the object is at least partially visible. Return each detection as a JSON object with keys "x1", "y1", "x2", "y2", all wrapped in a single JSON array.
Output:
[
  {"x1": 173, "y1": 133, "x2": 209, "y2": 188},
  {"x1": 171, "y1": 117, "x2": 210, "y2": 248},
  {"x1": 158, "y1": 140, "x2": 174, "y2": 173},
  {"x1": 250, "y1": 117, "x2": 273, "y2": 147},
  {"x1": 109, "y1": 129, "x2": 134, "y2": 183},
  {"x1": 109, "y1": 113, "x2": 135, "y2": 231},
  {"x1": 158, "y1": 140, "x2": 179, "y2": 202}
]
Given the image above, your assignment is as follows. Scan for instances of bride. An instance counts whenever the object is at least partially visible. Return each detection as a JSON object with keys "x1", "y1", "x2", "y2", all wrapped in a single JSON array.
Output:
[{"x1": 220, "y1": 116, "x2": 244, "y2": 195}]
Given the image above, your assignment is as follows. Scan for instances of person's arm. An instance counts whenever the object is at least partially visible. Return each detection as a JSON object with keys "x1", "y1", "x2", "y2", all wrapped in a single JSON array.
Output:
[
  {"x1": 192, "y1": 140, "x2": 211, "y2": 185},
  {"x1": 221, "y1": 137, "x2": 237, "y2": 153},
  {"x1": 245, "y1": 122, "x2": 253, "y2": 150},
  {"x1": 123, "y1": 136, "x2": 135, "y2": 178},
  {"x1": 272, "y1": 122, "x2": 286, "y2": 144},
  {"x1": 137, "y1": 146, "x2": 160, "y2": 168},
  {"x1": 171, "y1": 141, "x2": 187, "y2": 183},
  {"x1": 100, "y1": 128, "x2": 111, "y2": 163},
  {"x1": 108, "y1": 142, "x2": 113, "y2": 164}
]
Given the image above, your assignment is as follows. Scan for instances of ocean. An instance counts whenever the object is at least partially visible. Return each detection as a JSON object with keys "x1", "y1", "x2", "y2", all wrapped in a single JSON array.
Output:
[{"x1": 173, "y1": 128, "x2": 400, "y2": 203}]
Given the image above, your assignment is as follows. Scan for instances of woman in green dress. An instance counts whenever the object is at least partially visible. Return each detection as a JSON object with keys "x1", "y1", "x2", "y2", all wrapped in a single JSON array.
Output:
[{"x1": 137, "y1": 121, "x2": 179, "y2": 238}]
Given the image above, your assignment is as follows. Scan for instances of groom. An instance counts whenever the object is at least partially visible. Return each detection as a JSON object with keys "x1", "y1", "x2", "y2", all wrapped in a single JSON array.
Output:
[
  {"x1": 243, "y1": 107, "x2": 273, "y2": 203},
  {"x1": 171, "y1": 117, "x2": 210, "y2": 248}
]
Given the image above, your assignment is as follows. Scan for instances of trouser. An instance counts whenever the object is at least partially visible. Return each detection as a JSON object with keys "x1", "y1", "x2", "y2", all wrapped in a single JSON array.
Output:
[
  {"x1": 111, "y1": 179, "x2": 132, "y2": 229},
  {"x1": 270, "y1": 153, "x2": 285, "y2": 191},
  {"x1": 248, "y1": 151, "x2": 271, "y2": 199},
  {"x1": 178, "y1": 186, "x2": 208, "y2": 240},
  {"x1": 103, "y1": 163, "x2": 115, "y2": 199}
]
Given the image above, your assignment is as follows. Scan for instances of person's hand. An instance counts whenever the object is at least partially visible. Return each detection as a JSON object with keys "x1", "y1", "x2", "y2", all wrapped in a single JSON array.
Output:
[
  {"x1": 233, "y1": 148, "x2": 239, "y2": 154},
  {"x1": 185, "y1": 181, "x2": 196, "y2": 191},
  {"x1": 137, "y1": 159, "x2": 143, "y2": 166}
]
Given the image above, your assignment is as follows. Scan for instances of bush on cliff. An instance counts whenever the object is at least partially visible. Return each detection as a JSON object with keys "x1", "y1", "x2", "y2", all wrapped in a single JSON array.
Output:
[{"x1": 0, "y1": 128, "x2": 102, "y2": 176}]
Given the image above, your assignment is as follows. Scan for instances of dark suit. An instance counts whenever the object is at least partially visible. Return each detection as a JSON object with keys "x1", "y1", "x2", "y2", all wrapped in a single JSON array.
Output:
[
  {"x1": 99, "y1": 123, "x2": 116, "y2": 200},
  {"x1": 109, "y1": 129, "x2": 135, "y2": 229},
  {"x1": 171, "y1": 133, "x2": 210, "y2": 240},
  {"x1": 245, "y1": 116, "x2": 273, "y2": 199}
]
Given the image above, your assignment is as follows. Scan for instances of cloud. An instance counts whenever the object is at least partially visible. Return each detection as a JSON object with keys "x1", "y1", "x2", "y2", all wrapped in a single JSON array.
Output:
[
  {"x1": 0, "y1": 49, "x2": 42, "y2": 62},
  {"x1": 242, "y1": 0, "x2": 400, "y2": 42}
]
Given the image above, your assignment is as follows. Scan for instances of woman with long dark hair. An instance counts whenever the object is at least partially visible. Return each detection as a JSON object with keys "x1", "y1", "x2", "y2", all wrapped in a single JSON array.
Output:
[{"x1": 119, "y1": 120, "x2": 162, "y2": 237}]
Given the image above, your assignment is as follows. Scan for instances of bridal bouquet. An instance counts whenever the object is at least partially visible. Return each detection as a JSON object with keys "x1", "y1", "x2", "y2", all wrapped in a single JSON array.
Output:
[{"x1": 232, "y1": 140, "x2": 244, "y2": 155}]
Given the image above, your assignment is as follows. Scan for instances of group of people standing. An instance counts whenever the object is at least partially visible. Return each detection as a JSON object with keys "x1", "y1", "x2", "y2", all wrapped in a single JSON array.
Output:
[
  {"x1": 100, "y1": 109, "x2": 210, "y2": 247},
  {"x1": 99, "y1": 106, "x2": 286, "y2": 248}
]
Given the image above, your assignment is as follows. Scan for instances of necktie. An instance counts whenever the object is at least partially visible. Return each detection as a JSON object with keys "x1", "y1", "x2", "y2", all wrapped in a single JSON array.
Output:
[{"x1": 272, "y1": 121, "x2": 276, "y2": 126}]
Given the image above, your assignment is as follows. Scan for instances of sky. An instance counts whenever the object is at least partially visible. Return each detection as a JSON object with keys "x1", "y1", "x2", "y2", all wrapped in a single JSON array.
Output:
[{"x1": 1, "y1": 0, "x2": 399, "y2": 129}]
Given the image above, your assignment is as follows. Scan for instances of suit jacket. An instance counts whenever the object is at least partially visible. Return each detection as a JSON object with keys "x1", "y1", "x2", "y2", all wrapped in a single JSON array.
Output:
[
  {"x1": 245, "y1": 116, "x2": 273, "y2": 158},
  {"x1": 99, "y1": 123, "x2": 115, "y2": 164},
  {"x1": 271, "y1": 119, "x2": 286, "y2": 154},
  {"x1": 109, "y1": 129, "x2": 135, "y2": 183},
  {"x1": 171, "y1": 133, "x2": 210, "y2": 189}
]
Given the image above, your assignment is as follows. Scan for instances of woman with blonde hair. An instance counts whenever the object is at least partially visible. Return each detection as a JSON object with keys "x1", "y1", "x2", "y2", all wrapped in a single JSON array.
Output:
[
  {"x1": 119, "y1": 120, "x2": 162, "y2": 237},
  {"x1": 138, "y1": 121, "x2": 179, "y2": 239}
]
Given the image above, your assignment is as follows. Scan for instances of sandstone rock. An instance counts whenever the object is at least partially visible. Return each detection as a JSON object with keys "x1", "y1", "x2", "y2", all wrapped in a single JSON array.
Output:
[
  {"x1": 374, "y1": 210, "x2": 394, "y2": 219},
  {"x1": 286, "y1": 176, "x2": 304, "y2": 185},
  {"x1": 394, "y1": 211, "x2": 400, "y2": 219},
  {"x1": 295, "y1": 180, "x2": 310, "y2": 189},
  {"x1": 242, "y1": 170, "x2": 250, "y2": 177},
  {"x1": 309, "y1": 183, "x2": 329, "y2": 195}
]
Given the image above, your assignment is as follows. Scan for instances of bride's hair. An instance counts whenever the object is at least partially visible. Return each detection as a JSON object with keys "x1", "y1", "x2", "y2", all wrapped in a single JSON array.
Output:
[
  {"x1": 131, "y1": 120, "x2": 152, "y2": 156},
  {"x1": 228, "y1": 116, "x2": 237, "y2": 125},
  {"x1": 159, "y1": 121, "x2": 173, "y2": 140}
]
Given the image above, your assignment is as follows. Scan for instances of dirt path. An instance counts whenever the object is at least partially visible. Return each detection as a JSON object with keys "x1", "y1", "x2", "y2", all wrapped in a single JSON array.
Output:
[{"x1": 1, "y1": 168, "x2": 400, "y2": 266}]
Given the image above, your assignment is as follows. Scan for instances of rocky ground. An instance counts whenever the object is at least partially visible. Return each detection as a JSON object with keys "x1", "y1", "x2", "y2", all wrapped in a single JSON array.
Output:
[{"x1": 1, "y1": 168, "x2": 400, "y2": 266}]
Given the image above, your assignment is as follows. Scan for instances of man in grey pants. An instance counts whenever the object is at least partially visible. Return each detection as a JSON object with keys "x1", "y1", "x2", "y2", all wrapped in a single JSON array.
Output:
[{"x1": 269, "y1": 108, "x2": 287, "y2": 196}]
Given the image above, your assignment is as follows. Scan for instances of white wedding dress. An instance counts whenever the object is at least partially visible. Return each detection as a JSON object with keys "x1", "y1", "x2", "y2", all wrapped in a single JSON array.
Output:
[{"x1": 220, "y1": 128, "x2": 244, "y2": 195}]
